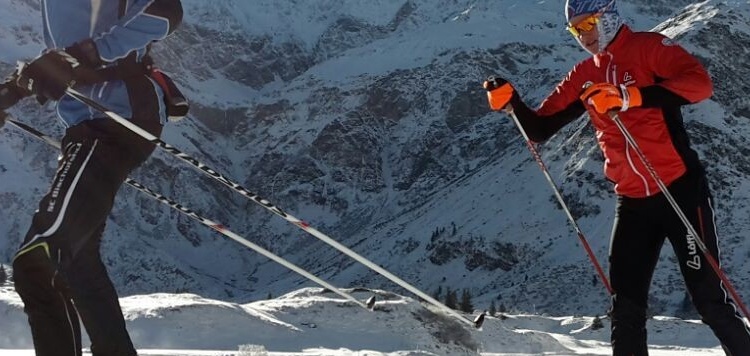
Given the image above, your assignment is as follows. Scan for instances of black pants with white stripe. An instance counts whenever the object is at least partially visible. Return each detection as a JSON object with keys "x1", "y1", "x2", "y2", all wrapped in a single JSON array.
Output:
[
  {"x1": 609, "y1": 170, "x2": 750, "y2": 356},
  {"x1": 12, "y1": 110, "x2": 161, "y2": 356}
]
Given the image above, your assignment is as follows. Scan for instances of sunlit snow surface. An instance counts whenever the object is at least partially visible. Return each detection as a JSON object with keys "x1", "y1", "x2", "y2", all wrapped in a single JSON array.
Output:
[{"x1": 0, "y1": 286, "x2": 729, "y2": 355}]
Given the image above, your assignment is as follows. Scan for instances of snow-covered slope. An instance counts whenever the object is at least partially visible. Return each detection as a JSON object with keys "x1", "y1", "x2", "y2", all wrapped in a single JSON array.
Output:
[{"x1": 0, "y1": 285, "x2": 732, "y2": 355}]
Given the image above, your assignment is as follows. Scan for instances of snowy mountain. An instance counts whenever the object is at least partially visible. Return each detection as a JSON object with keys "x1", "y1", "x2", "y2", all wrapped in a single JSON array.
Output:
[
  {"x1": 0, "y1": 0, "x2": 749, "y2": 321},
  {"x1": 0, "y1": 285, "x2": 733, "y2": 355}
]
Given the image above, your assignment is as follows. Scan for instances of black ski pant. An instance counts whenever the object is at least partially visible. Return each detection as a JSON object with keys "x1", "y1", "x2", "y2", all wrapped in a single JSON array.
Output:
[
  {"x1": 608, "y1": 170, "x2": 750, "y2": 356},
  {"x1": 12, "y1": 111, "x2": 161, "y2": 356}
]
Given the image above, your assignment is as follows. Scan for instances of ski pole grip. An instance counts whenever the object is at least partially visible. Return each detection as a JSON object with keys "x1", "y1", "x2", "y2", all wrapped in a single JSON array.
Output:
[
  {"x1": 484, "y1": 75, "x2": 514, "y2": 111},
  {"x1": 483, "y1": 75, "x2": 508, "y2": 91}
]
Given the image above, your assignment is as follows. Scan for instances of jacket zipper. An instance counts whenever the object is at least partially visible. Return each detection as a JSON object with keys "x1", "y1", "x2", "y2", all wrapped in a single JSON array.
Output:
[
  {"x1": 607, "y1": 53, "x2": 651, "y2": 196},
  {"x1": 624, "y1": 140, "x2": 651, "y2": 196}
]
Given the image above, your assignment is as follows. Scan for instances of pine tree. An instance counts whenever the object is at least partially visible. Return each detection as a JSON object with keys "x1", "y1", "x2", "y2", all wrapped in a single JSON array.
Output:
[
  {"x1": 498, "y1": 303, "x2": 508, "y2": 320},
  {"x1": 444, "y1": 288, "x2": 457, "y2": 309},
  {"x1": 432, "y1": 285, "x2": 443, "y2": 300},
  {"x1": 0, "y1": 265, "x2": 7, "y2": 286},
  {"x1": 489, "y1": 300, "x2": 497, "y2": 317},
  {"x1": 459, "y1": 289, "x2": 474, "y2": 313}
]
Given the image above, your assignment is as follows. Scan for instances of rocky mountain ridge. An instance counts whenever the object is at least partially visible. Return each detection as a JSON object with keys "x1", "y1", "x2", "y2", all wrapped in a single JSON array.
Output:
[{"x1": 1, "y1": 0, "x2": 749, "y2": 317}]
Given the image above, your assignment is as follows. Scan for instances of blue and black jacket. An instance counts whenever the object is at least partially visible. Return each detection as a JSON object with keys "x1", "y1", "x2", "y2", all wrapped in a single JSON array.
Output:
[{"x1": 41, "y1": 0, "x2": 183, "y2": 126}]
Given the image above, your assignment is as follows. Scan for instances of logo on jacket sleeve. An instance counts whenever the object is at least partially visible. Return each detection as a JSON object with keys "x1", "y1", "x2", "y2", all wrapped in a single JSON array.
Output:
[{"x1": 623, "y1": 72, "x2": 635, "y2": 86}]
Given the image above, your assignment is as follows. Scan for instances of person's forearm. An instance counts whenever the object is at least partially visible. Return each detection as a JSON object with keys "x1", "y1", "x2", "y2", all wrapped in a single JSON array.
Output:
[{"x1": 510, "y1": 95, "x2": 585, "y2": 143}]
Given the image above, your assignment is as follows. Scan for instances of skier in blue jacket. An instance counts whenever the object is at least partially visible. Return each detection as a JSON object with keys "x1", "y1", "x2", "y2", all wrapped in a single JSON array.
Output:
[{"x1": 1, "y1": 1, "x2": 183, "y2": 355}]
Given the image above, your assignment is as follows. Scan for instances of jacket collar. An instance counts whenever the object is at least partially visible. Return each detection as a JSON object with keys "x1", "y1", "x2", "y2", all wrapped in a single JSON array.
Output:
[
  {"x1": 604, "y1": 24, "x2": 630, "y2": 53},
  {"x1": 593, "y1": 24, "x2": 630, "y2": 67}
]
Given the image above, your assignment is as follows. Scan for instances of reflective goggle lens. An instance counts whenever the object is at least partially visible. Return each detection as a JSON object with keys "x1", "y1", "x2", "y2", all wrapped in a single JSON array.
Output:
[{"x1": 567, "y1": 14, "x2": 600, "y2": 37}]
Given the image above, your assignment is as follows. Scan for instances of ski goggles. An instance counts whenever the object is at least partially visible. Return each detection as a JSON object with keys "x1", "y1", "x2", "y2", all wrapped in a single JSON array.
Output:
[{"x1": 566, "y1": 12, "x2": 601, "y2": 37}]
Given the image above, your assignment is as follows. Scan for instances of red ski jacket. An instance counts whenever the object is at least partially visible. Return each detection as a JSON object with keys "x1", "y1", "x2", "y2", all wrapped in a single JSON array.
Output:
[{"x1": 511, "y1": 25, "x2": 712, "y2": 198}]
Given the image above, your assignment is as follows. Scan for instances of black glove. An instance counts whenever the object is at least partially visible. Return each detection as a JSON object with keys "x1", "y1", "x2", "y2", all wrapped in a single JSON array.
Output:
[
  {"x1": 16, "y1": 39, "x2": 104, "y2": 101},
  {"x1": 16, "y1": 50, "x2": 80, "y2": 101},
  {"x1": 65, "y1": 39, "x2": 104, "y2": 69},
  {"x1": 0, "y1": 75, "x2": 29, "y2": 110}
]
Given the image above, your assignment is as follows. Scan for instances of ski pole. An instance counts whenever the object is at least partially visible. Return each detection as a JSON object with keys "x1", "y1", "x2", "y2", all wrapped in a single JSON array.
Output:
[
  {"x1": 608, "y1": 111, "x2": 750, "y2": 322},
  {"x1": 506, "y1": 110, "x2": 613, "y2": 295},
  {"x1": 62, "y1": 88, "x2": 482, "y2": 328},
  {"x1": 0, "y1": 112, "x2": 372, "y2": 310}
]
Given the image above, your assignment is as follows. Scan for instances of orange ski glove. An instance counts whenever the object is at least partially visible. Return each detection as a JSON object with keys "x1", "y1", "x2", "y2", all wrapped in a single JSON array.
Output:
[
  {"x1": 580, "y1": 83, "x2": 642, "y2": 114},
  {"x1": 483, "y1": 76, "x2": 514, "y2": 111}
]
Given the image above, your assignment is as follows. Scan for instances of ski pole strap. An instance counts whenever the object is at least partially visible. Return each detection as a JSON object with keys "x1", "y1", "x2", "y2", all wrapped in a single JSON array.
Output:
[{"x1": 147, "y1": 66, "x2": 189, "y2": 121}]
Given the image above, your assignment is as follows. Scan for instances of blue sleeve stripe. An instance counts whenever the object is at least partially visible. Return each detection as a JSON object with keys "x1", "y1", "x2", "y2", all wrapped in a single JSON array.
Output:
[
  {"x1": 93, "y1": 2, "x2": 171, "y2": 62},
  {"x1": 41, "y1": 0, "x2": 59, "y2": 48}
]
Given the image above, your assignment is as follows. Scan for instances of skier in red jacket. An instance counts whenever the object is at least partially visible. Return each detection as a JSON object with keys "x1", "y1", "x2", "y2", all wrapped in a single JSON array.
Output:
[{"x1": 484, "y1": 0, "x2": 750, "y2": 355}]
